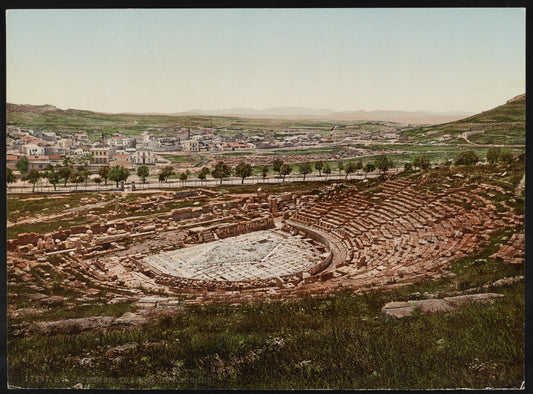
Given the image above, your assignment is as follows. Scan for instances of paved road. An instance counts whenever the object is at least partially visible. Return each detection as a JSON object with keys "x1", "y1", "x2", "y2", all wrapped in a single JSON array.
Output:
[{"x1": 7, "y1": 169, "x2": 402, "y2": 194}]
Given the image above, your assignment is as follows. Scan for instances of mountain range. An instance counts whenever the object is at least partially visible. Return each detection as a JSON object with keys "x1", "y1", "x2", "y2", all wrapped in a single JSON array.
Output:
[
  {"x1": 7, "y1": 103, "x2": 473, "y2": 125},
  {"x1": 179, "y1": 107, "x2": 474, "y2": 124}
]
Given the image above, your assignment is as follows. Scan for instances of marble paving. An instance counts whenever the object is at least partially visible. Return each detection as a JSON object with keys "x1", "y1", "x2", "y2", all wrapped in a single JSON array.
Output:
[{"x1": 141, "y1": 229, "x2": 322, "y2": 281}]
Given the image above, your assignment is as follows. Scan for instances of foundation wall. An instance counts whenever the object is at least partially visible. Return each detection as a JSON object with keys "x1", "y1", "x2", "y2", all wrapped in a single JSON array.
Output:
[{"x1": 284, "y1": 220, "x2": 334, "y2": 275}]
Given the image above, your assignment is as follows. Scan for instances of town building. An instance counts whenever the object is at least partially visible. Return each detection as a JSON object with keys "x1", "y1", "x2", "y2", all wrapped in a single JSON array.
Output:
[
  {"x1": 182, "y1": 140, "x2": 200, "y2": 152},
  {"x1": 130, "y1": 150, "x2": 157, "y2": 165},
  {"x1": 24, "y1": 144, "x2": 45, "y2": 156},
  {"x1": 90, "y1": 147, "x2": 115, "y2": 165}
]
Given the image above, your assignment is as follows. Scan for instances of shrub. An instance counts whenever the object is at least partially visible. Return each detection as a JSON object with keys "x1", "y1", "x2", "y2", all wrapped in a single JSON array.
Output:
[{"x1": 454, "y1": 151, "x2": 479, "y2": 166}]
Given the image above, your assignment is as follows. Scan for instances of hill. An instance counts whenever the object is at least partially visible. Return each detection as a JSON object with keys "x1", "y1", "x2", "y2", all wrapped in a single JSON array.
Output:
[
  {"x1": 401, "y1": 94, "x2": 525, "y2": 146},
  {"x1": 6, "y1": 104, "x2": 408, "y2": 138},
  {"x1": 6, "y1": 103, "x2": 64, "y2": 114}
]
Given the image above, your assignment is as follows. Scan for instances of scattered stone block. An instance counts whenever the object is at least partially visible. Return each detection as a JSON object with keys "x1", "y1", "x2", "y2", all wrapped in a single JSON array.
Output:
[
  {"x1": 28, "y1": 293, "x2": 48, "y2": 301},
  {"x1": 40, "y1": 295, "x2": 65, "y2": 306}
]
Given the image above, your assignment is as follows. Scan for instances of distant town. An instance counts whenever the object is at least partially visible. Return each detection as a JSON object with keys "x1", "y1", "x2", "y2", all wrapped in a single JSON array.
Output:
[{"x1": 6, "y1": 120, "x2": 416, "y2": 180}]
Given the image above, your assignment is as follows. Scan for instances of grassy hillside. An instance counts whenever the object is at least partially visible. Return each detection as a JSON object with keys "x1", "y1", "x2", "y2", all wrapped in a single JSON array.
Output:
[
  {"x1": 7, "y1": 109, "x2": 234, "y2": 139},
  {"x1": 402, "y1": 95, "x2": 525, "y2": 145},
  {"x1": 7, "y1": 107, "x2": 401, "y2": 139}
]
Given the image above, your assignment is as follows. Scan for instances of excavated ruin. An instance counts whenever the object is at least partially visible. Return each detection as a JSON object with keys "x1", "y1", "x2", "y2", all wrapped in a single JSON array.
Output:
[{"x1": 7, "y1": 176, "x2": 524, "y2": 305}]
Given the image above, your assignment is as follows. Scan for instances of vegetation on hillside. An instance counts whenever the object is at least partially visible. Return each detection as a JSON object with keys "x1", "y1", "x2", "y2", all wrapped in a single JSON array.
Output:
[
  {"x1": 7, "y1": 107, "x2": 403, "y2": 139},
  {"x1": 401, "y1": 95, "x2": 525, "y2": 145}
]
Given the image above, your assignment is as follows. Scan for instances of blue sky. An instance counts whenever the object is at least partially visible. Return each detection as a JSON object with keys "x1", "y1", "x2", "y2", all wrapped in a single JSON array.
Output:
[{"x1": 6, "y1": 8, "x2": 526, "y2": 114}]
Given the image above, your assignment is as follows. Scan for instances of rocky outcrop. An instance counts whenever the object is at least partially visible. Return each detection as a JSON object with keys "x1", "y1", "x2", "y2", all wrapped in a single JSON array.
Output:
[
  {"x1": 25, "y1": 306, "x2": 183, "y2": 335},
  {"x1": 27, "y1": 316, "x2": 117, "y2": 335},
  {"x1": 382, "y1": 293, "x2": 504, "y2": 319}
]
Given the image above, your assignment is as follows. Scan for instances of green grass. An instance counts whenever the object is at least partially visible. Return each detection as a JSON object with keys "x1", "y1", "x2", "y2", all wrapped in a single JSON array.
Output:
[
  {"x1": 266, "y1": 145, "x2": 344, "y2": 156},
  {"x1": 7, "y1": 225, "x2": 524, "y2": 389},
  {"x1": 401, "y1": 96, "x2": 525, "y2": 145},
  {"x1": 8, "y1": 216, "x2": 90, "y2": 240},
  {"x1": 8, "y1": 274, "x2": 523, "y2": 389},
  {"x1": 7, "y1": 193, "x2": 111, "y2": 222},
  {"x1": 161, "y1": 154, "x2": 209, "y2": 166}
]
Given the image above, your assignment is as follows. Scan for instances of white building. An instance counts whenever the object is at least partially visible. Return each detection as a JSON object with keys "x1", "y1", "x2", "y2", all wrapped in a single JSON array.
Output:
[
  {"x1": 109, "y1": 136, "x2": 136, "y2": 148},
  {"x1": 24, "y1": 144, "x2": 45, "y2": 156},
  {"x1": 131, "y1": 150, "x2": 157, "y2": 165}
]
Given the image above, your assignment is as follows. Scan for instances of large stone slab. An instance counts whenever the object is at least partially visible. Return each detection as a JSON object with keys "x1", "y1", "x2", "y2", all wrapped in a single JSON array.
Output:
[
  {"x1": 27, "y1": 316, "x2": 117, "y2": 335},
  {"x1": 382, "y1": 293, "x2": 504, "y2": 319}
]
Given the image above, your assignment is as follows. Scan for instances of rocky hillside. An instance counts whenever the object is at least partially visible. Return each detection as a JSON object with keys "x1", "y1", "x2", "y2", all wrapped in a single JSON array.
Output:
[{"x1": 7, "y1": 103, "x2": 64, "y2": 114}]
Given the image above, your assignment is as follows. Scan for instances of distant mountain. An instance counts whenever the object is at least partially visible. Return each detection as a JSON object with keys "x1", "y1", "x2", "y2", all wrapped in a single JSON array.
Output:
[
  {"x1": 322, "y1": 110, "x2": 473, "y2": 124},
  {"x1": 6, "y1": 102, "x2": 475, "y2": 125},
  {"x1": 185, "y1": 107, "x2": 335, "y2": 117},
  {"x1": 181, "y1": 107, "x2": 474, "y2": 124}
]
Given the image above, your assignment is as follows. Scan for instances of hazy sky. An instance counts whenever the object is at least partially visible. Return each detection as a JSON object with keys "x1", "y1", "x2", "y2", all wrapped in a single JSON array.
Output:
[{"x1": 6, "y1": 8, "x2": 525, "y2": 114}]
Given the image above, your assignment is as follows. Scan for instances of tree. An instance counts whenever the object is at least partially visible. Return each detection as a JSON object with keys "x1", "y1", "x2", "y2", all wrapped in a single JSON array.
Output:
[
  {"x1": 44, "y1": 165, "x2": 61, "y2": 191},
  {"x1": 16, "y1": 156, "x2": 29, "y2": 174},
  {"x1": 498, "y1": 149, "x2": 514, "y2": 165},
  {"x1": 94, "y1": 176, "x2": 102, "y2": 189},
  {"x1": 299, "y1": 162, "x2": 312, "y2": 181},
  {"x1": 315, "y1": 161, "x2": 324, "y2": 176},
  {"x1": 454, "y1": 151, "x2": 479, "y2": 166},
  {"x1": 374, "y1": 155, "x2": 394, "y2": 174},
  {"x1": 109, "y1": 165, "x2": 130, "y2": 187},
  {"x1": 137, "y1": 165, "x2": 150, "y2": 183},
  {"x1": 98, "y1": 166, "x2": 110, "y2": 186},
  {"x1": 159, "y1": 166, "x2": 175, "y2": 183},
  {"x1": 24, "y1": 169, "x2": 41, "y2": 193},
  {"x1": 413, "y1": 156, "x2": 430, "y2": 170},
  {"x1": 280, "y1": 164, "x2": 292, "y2": 182},
  {"x1": 337, "y1": 161, "x2": 344, "y2": 176},
  {"x1": 235, "y1": 162, "x2": 253, "y2": 184},
  {"x1": 404, "y1": 162, "x2": 413, "y2": 171},
  {"x1": 58, "y1": 166, "x2": 71, "y2": 187},
  {"x1": 261, "y1": 166, "x2": 269, "y2": 183},
  {"x1": 363, "y1": 163, "x2": 375, "y2": 175},
  {"x1": 76, "y1": 166, "x2": 91, "y2": 187},
  {"x1": 179, "y1": 172, "x2": 188, "y2": 185},
  {"x1": 272, "y1": 158, "x2": 284, "y2": 177},
  {"x1": 6, "y1": 167, "x2": 16, "y2": 184},
  {"x1": 486, "y1": 147, "x2": 501, "y2": 164},
  {"x1": 69, "y1": 169, "x2": 84, "y2": 190},
  {"x1": 84, "y1": 170, "x2": 93, "y2": 187},
  {"x1": 344, "y1": 161, "x2": 357, "y2": 179},
  {"x1": 198, "y1": 167, "x2": 210, "y2": 183},
  {"x1": 212, "y1": 161, "x2": 231, "y2": 185},
  {"x1": 355, "y1": 159, "x2": 363, "y2": 173},
  {"x1": 323, "y1": 163, "x2": 332, "y2": 179},
  {"x1": 76, "y1": 155, "x2": 91, "y2": 169},
  {"x1": 57, "y1": 156, "x2": 76, "y2": 187}
]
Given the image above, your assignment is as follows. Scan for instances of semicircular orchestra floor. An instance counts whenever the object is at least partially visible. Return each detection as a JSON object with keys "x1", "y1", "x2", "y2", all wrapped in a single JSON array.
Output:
[{"x1": 141, "y1": 229, "x2": 324, "y2": 281}]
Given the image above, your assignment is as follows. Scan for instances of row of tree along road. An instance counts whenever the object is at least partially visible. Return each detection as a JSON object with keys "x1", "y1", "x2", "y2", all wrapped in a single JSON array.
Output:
[{"x1": 6, "y1": 149, "x2": 517, "y2": 194}]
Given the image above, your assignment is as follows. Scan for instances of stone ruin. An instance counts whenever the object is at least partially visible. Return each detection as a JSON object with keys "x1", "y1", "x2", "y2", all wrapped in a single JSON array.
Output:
[{"x1": 6, "y1": 177, "x2": 524, "y2": 305}]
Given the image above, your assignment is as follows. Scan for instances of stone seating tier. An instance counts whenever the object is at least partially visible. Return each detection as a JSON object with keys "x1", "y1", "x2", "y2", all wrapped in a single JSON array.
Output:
[{"x1": 288, "y1": 178, "x2": 521, "y2": 289}]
